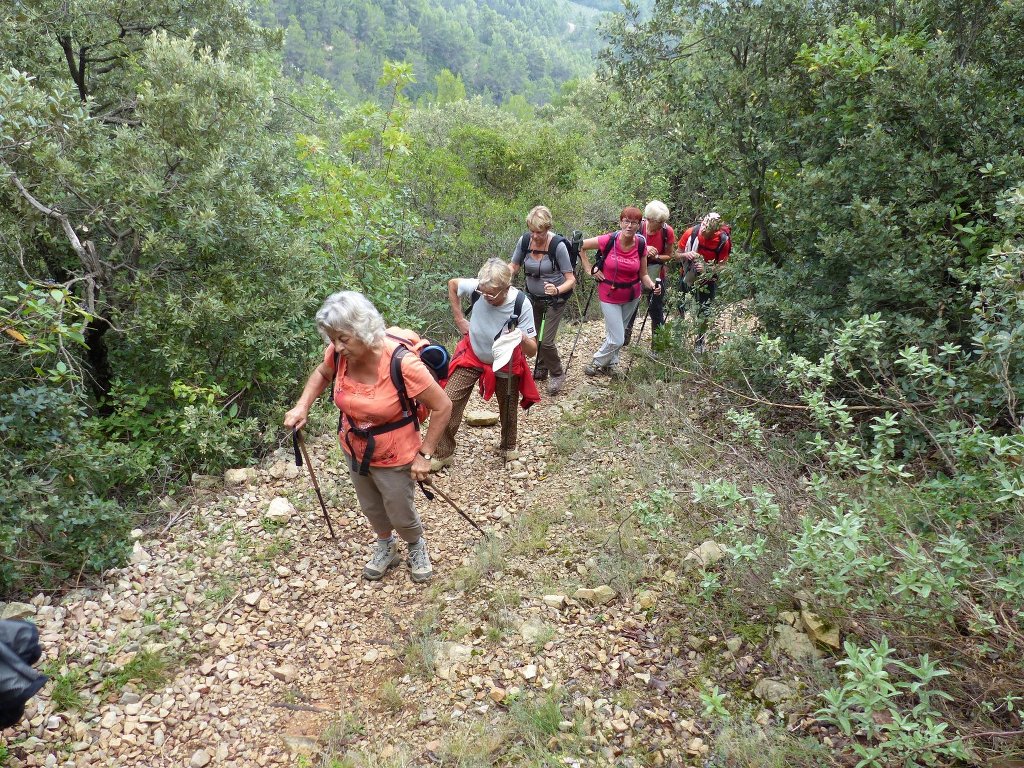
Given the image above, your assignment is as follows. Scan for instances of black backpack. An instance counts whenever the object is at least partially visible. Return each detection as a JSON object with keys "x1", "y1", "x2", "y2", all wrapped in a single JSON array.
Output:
[
  {"x1": 469, "y1": 289, "x2": 527, "y2": 340},
  {"x1": 516, "y1": 231, "x2": 582, "y2": 275},
  {"x1": 593, "y1": 232, "x2": 648, "y2": 289}
]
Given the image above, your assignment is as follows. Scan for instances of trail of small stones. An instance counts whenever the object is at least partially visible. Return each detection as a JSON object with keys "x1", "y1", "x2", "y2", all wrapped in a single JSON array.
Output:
[{"x1": 6, "y1": 321, "x2": 721, "y2": 768}]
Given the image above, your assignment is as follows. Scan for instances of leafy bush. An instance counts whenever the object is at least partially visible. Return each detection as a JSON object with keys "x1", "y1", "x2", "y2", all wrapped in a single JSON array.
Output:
[{"x1": 0, "y1": 287, "x2": 134, "y2": 594}]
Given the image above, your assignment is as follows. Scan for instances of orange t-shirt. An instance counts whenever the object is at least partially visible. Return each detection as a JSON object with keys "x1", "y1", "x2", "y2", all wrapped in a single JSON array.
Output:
[{"x1": 322, "y1": 340, "x2": 435, "y2": 467}]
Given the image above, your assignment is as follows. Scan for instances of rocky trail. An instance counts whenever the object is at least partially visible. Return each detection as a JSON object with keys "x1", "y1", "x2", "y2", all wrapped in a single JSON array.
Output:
[{"x1": 3, "y1": 320, "x2": 816, "y2": 768}]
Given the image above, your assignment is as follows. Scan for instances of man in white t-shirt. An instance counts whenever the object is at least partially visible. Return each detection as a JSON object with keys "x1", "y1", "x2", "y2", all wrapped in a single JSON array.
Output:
[{"x1": 430, "y1": 259, "x2": 538, "y2": 469}]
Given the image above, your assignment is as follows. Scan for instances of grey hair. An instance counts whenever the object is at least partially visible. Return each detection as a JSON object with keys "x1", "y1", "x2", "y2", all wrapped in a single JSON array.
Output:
[
  {"x1": 643, "y1": 200, "x2": 670, "y2": 225},
  {"x1": 477, "y1": 257, "x2": 512, "y2": 290},
  {"x1": 315, "y1": 291, "x2": 386, "y2": 345}
]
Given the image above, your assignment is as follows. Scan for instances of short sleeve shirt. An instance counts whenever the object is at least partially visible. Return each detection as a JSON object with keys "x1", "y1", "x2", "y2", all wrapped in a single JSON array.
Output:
[
  {"x1": 641, "y1": 223, "x2": 676, "y2": 280},
  {"x1": 511, "y1": 235, "x2": 573, "y2": 297},
  {"x1": 322, "y1": 340, "x2": 436, "y2": 467},
  {"x1": 457, "y1": 279, "x2": 536, "y2": 364}
]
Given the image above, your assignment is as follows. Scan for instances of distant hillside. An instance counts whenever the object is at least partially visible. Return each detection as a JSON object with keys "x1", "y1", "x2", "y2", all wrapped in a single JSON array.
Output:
[{"x1": 260, "y1": 0, "x2": 606, "y2": 103}]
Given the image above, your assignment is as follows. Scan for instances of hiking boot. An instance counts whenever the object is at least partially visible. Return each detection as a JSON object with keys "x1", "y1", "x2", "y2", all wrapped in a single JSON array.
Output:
[
  {"x1": 407, "y1": 538, "x2": 433, "y2": 583},
  {"x1": 363, "y1": 537, "x2": 400, "y2": 581},
  {"x1": 429, "y1": 456, "x2": 453, "y2": 473},
  {"x1": 547, "y1": 373, "x2": 566, "y2": 395},
  {"x1": 533, "y1": 367, "x2": 549, "y2": 381},
  {"x1": 491, "y1": 444, "x2": 519, "y2": 461},
  {"x1": 583, "y1": 361, "x2": 608, "y2": 377}
]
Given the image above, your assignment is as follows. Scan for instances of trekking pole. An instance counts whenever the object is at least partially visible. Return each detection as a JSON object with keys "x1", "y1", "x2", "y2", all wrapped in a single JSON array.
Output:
[
  {"x1": 532, "y1": 299, "x2": 548, "y2": 379},
  {"x1": 626, "y1": 278, "x2": 662, "y2": 375},
  {"x1": 292, "y1": 428, "x2": 338, "y2": 541},
  {"x1": 563, "y1": 282, "x2": 596, "y2": 376},
  {"x1": 417, "y1": 479, "x2": 485, "y2": 536}
]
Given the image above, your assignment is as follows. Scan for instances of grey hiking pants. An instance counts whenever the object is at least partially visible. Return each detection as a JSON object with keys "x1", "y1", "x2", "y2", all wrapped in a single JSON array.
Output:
[
  {"x1": 592, "y1": 297, "x2": 641, "y2": 368},
  {"x1": 349, "y1": 463, "x2": 423, "y2": 543}
]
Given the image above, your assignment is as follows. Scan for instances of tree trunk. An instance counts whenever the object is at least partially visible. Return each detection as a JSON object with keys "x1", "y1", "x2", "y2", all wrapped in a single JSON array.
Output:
[{"x1": 84, "y1": 316, "x2": 114, "y2": 412}]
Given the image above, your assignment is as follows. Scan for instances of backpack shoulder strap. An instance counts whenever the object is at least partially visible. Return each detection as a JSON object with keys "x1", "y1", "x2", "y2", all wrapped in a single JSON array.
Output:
[
  {"x1": 715, "y1": 229, "x2": 730, "y2": 258},
  {"x1": 388, "y1": 343, "x2": 419, "y2": 425},
  {"x1": 518, "y1": 232, "x2": 531, "y2": 257},
  {"x1": 514, "y1": 289, "x2": 525, "y2": 317},
  {"x1": 595, "y1": 231, "x2": 618, "y2": 270},
  {"x1": 686, "y1": 224, "x2": 701, "y2": 254}
]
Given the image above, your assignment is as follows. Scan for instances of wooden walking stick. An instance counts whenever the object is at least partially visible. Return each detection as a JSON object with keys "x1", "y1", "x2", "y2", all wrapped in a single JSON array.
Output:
[{"x1": 292, "y1": 428, "x2": 338, "y2": 540}]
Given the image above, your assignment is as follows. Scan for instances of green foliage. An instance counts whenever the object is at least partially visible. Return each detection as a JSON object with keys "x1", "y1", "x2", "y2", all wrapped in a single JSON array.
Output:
[
  {"x1": 263, "y1": 0, "x2": 603, "y2": 104},
  {"x1": 820, "y1": 638, "x2": 967, "y2": 766},
  {"x1": 0, "y1": 287, "x2": 133, "y2": 594},
  {"x1": 603, "y1": 0, "x2": 1024, "y2": 359},
  {"x1": 102, "y1": 648, "x2": 174, "y2": 693}
]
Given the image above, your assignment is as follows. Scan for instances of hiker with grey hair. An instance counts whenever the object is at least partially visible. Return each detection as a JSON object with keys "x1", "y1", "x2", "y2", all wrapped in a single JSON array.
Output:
[
  {"x1": 510, "y1": 205, "x2": 576, "y2": 395},
  {"x1": 432, "y1": 258, "x2": 540, "y2": 470},
  {"x1": 677, "y1": 212, "x2": 731, "y2": 351},
  {"x1": 284, "y1": 291, "x2": 452, "y2": 583}
]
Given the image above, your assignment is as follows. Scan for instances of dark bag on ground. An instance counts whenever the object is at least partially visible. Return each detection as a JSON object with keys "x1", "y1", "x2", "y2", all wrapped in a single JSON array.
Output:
[{"x1": 0, "y1": 619, "x2": 47, "y2": 729}]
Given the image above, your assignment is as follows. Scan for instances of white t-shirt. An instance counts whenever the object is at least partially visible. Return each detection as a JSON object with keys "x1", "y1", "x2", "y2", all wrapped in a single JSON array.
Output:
[{"x1": 457, "y1": 279, "x2": 536, "y2": 365}]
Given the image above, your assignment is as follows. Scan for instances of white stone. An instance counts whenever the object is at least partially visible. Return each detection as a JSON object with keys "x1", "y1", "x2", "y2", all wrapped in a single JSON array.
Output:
[{"x1": 266, "y1": 497, "x2": 295, "y2": 523}]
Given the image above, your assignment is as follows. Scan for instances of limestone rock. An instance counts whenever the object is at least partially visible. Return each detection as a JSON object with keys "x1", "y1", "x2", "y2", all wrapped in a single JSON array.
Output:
[
  {"x1": 592, "y1": 585, "x2": 616, "y2": 605},
  {"x1": 771, "y1": 624, "x2": 823, "y2": 661},
  {"x1": 520, "y1": 617, "x2": 549, "y2": 643},
  {"x1": 636, "y1": 590, "x2": 656, "y2": 610},
  {"x1": 282, "y1": 735, "x2": 319, "y2": 756},
  {"x1": 270, "y1": 664, "x2": 299, "y2": 683},
  {"x1": 266, "y1": 497, "x2": 295, "y2": 524},
  {"x1": 130, "y1": 542, "x2": 152, "y2": 564},
  {"x1": 682, "y1": 540, "x2": 727, "y2": 569},
  {"x1": 543, "y1": 594, "x2": 567, "y2": 610},
  {"x1": 489, "y1": 687, "x2": 506, "y2": 703},
  {"x1": 189, "y1": 750, "x2": 211, "y2": 768},
  {"x1": 190, "y1": 473, "x2": 221, "y2": 490},
  {"x1": 465, "y1": 410, "x2": 499, "y2": 427},
  {"x1": 243, "y1": 590, "x2": 263, "y2": 606},
  {"x1": 800, "y1": 608, "x2": 841, "y2": 649},
  {"x1": 573, "y1": 588, "x2": 595, "y2": 602},
  {"x1": 0, "y1": 602, "x2": 35, "y2": 621},
  {"x1": 268, "y1": 461, "x2": 301, "y2": 480},
  {"x1": 753, "y1": 678, "x2": 797, "y2": 705},
  {"x1": 224, "y1": 467, "x2": 256, "y2": 486},
  {"x1": 435, "y1": 642, "x2": 473, "y2": 680}
]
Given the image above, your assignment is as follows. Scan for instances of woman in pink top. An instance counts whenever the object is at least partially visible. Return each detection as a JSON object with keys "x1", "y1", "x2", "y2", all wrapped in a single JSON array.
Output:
[
  {"x1": 579, "y1": 206, "x2": 662, "y2": 377},
  {"x1": 284, "y1": 292, "x2": 452, "y2": 584}
]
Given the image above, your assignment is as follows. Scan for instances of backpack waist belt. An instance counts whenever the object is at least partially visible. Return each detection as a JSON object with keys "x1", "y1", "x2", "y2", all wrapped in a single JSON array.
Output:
[
  {"x1": 343, "y1": 414, "x2": 417, "y2": 476},
  {"x1": 604, "y1": 278, "x2": 640, "y2": 290}
]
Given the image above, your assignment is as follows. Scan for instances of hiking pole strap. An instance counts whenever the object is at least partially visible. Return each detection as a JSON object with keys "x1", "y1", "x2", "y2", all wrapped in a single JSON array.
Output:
[
  {"x1": 293, "y1": 429, "x2": 338, "y2": 540},
  {"x1": 420, "y1": 480, "x2": 485, "y2": 535}
]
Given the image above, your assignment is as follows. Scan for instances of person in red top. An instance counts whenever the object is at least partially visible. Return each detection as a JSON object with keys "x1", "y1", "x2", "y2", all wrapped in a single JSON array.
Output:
[
  {"x1": 579, "y1": 206, "x2": 662, "y2": 377},
  {"x1": 677, "y1": 211, "x2": 731, "y2": 350},
  {"x1": 284, "y1": 291, "x2": 452, "y2": 584},
  {"x1": 625, "y1": 199, "x2": 675, "y2": 344}
]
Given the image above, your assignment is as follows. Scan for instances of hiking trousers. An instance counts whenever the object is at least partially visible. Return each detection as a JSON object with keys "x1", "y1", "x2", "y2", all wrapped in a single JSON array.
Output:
[
  {"x1": 530, "y1": 295, "x2": 568, "y2": 376},
  {"x1": 623, "y1": 287, "x2": 666, "y2": 346},
  {"x1": 349, "y1": 462, "x2": 423, "y2": 543},
  {"x1": 592, "y1": 297, "x2": 641, "y2": 368},
  {"x1": 436, "y1": 367, "x2": 520, "y2": 460}
]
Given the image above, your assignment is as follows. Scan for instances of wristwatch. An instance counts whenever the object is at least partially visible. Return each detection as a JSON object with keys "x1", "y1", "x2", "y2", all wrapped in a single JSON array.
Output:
[{"x1": 418, "y1": 450, "x2": 432, "y2": 460}]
